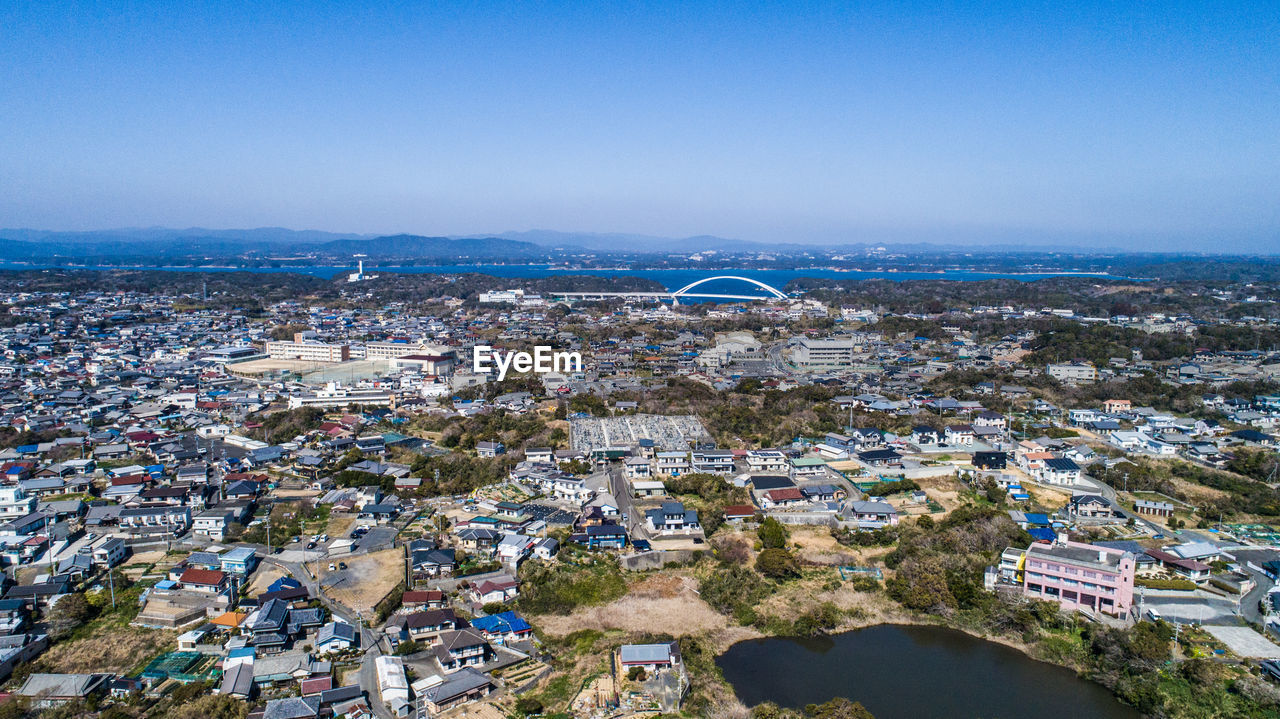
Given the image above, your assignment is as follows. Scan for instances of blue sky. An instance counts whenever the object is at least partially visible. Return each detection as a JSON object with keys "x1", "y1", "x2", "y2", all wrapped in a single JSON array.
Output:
[{"x1": 2, "y1": 1, "x2": 1278, "y2": 250}]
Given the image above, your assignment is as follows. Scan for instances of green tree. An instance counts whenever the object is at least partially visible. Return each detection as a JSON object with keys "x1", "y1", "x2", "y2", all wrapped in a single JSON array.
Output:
[
  {"x1": 757, "y1": 517, "x2": 789, "y2": 549},
  {"x1": 394, "y1": 639, "x2": 422, "y2": 656},
  {"x1": 805, "y1": 697, "x2": 877, "y2": 719},
  {"x1": 755, "y1": 548, "x2": 800, "y2": 579},
  {"x1": 48, "y1": 592, "x2": 93, "y2": 638}
]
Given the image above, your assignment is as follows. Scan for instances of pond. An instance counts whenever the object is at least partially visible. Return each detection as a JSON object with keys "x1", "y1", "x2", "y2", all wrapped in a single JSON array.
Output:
[{"x1": 716, "y1": 624, "x2": 1140, "y2": 719}]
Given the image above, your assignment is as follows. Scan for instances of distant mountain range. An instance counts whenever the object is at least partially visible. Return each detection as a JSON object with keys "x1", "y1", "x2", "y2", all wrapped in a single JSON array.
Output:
[
  {"x1": 0, "y1": 226, "x2": 792, "y2": 261},
  {"x1": 478, "y1": 229, "x2": 768, "y2": 253},
  {"x1": 0, "y1": 226, "x2": 1272, "y2": 262},
  {"x1": 0, "y1": 227, "x2": 548, "y2": 260}
]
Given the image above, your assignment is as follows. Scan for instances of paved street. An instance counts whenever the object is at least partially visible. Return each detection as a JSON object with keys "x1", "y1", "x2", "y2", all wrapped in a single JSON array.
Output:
[{"x1": 608, "y1": 466, "x2": 641, "y2": 536}]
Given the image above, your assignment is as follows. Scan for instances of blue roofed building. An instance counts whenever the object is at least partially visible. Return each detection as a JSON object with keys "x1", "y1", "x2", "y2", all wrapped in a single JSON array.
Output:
[{"x1": 469, "y1": 611, "x2": 533, "y2": 644}]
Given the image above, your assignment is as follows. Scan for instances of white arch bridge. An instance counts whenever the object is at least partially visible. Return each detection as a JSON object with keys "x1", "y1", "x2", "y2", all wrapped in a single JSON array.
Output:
[{"x1": 548, "y1": 275, "x2": 791, "y2": 304}]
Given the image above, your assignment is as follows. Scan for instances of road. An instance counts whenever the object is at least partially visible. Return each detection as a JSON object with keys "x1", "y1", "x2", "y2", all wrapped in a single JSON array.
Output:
[
  {"x1": 608, "y1": 466, "x2": 642, "y2": 537},
  {"x1": 766, "y1": 341, "x2": 793, "y2": 374}
]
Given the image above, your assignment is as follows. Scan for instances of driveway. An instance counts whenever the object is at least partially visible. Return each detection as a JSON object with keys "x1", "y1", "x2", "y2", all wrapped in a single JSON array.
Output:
[{"x1": 609, "y1": 466, "x2": 642, "y2": 535}]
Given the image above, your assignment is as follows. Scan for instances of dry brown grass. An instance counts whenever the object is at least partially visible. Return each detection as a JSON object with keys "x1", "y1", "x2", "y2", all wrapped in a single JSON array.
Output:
[
  {"x1": 40, "y1": 626, "x2": 175, "y2": 674},
  {"x1": 325, "y1": 514, "x2": 357, "y2": 537},
  {"x1": 245, "y1": 566, "x2": 287, "y2": 596},
  {"x1": 1025, "y1": 481, "x2": 1074, "y2": 507},
  {"x1": 1166, "y1": 476, "x2": 1231, "y2": 503},
  {"x1": 914, "y1": 474, "x2": 965, "y2": 510},
  {"x1": 533, "y1": 571, "x2": 730, "y2": 639},
  {"x1": 310, "y1": 547, "x2": 404, "y2": 614}
]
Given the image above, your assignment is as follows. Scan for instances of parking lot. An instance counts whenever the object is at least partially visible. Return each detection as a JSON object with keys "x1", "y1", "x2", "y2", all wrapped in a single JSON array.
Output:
[
  {"x1": 1203, "y1": 625, "x2": 1280, "y2": 659},
  {"x1": 520, "y1": 503, "x2": 577, "y2": 527},
  {"x1": 1143, "y1": 594, "x2": 1239, "y2": 625}
]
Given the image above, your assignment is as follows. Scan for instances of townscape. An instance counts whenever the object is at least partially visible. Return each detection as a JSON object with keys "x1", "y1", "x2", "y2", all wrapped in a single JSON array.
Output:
[{"x1": 0, "y1": 264, "x2": 1276, "y2": 719}]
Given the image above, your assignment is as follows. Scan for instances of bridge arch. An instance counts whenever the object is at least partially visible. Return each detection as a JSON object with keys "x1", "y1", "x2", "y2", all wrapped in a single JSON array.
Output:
[{"x1": 671, "y1": 275, "x2": 788, "y2": 299}]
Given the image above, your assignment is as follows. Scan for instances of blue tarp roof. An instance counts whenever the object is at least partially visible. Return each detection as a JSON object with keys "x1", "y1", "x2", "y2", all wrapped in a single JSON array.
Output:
[
  {"x1": 471, "y1": 611, "x2": 531, "y2": 635},
  {"x1": 1023, "y1": 512, "x2": 1050, "y2": 525},
  {"x1": 1028, "y1": 527, "x2": 1057, "y2": 542}
]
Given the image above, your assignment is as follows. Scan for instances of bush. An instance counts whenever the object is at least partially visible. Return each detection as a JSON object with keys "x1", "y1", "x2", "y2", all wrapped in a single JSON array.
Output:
[
  {"x1": 700, "y1": 565, "x2": 773, "y2": 618},
  {"x1": 517, "y1": 559, "x2": 627, "y2": 614},
  {"x1": 165, "y1": 694, "x2": 248, "y2": 719},
  {"x1": 873, "y1": 478, "x2": 919, "y2": 496},
  {"x1": 514, "y1": 697, "x2": 544, "y2": 716},
  {"x1": 792, "y1": 602, "x2": 842, "y2": 636},
  {"x1": 1134, "y1": 577, "x2": 1197, "y2": 591},
  {"x1": 394, "y1": 640, "x2": 422, "y2": 656},
  {"x1": 626, "y1": 666, "x2": 647, "y2": 681},
  {"x1": 755, "y1": 548, "x2": 799, "y2": 579}
]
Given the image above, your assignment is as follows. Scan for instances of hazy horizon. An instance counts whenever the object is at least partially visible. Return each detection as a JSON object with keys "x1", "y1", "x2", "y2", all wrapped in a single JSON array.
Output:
[{"x1": 3, "y1": 3, "x2": 1278, "y2": 252}]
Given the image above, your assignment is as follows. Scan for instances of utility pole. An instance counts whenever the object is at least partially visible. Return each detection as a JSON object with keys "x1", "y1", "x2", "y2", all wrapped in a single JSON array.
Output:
[{"x1": 108, "y1": 566, "x2": 116, "y2": 609}]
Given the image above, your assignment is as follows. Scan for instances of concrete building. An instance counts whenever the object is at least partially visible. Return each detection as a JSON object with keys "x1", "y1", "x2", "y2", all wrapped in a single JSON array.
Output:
[
  {"x1": 1047, "y1": 362, "x2": 1099, "y2": 384},
  {"x1": 794, "y1": 337, "x2": 857, "y2": 367},
  {"x1": 265, "y1": 340, "x2": 350, "y2": 363},
  {"x1": 1017, "y1": 540, "x2": 1135, "y2": 616}
]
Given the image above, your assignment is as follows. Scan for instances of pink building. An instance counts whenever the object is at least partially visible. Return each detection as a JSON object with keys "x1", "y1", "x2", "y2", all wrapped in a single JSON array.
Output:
[{"x1": 1021, "y1": 540, "x2": 1135, "y2": 616}]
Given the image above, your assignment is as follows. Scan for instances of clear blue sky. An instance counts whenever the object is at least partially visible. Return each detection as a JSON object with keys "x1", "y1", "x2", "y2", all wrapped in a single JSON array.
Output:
[{"x1": 2, "y1": 1, "x2": 1278, "y2": 250}]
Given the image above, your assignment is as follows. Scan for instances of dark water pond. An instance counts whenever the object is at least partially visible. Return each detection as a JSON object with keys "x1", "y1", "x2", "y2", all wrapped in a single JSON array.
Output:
[{"x1": 717, "y1": 624, "x2": 1141, "y2": 719}]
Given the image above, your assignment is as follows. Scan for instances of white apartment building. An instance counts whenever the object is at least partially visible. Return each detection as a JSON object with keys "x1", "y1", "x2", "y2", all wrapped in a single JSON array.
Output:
[
  {"x1": 1047, "y1": 362, "x2": 1099, "y2": 384},
  {"x1": 655, "y1": 451, "x2": 691, "y2": 476},
  {"x1": 794, "y1": 337, "x2": 858, "y2": 367},
  {"x1": 365, "y1": 341, "x2": 454, "y2": 361},
  {"x1": 0, "y1": 487, "x2": 36, "y2": 519},
  {"x1": 265, "y1": 340, "x2": 350, "y2": 363},
  {"x1": 746, "y1": 450, "x2": 789, "y2": 474}
]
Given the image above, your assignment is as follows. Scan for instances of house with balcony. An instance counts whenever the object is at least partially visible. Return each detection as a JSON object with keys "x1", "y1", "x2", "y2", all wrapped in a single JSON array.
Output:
[
  {"x1": 691, "y1": 449, "x2": 735, "y2": 475},
  {"x1": 0, "y1": 488, "x2": 36, "y2": 520},
  {"x1": 1039, "y1": 457, "x2": 1082, "y2": 486},
  {"x1": 220, "y1": 547, "x2": 258, "y2": 576},
  {"x1": 655, "y1": 452, "x2": 691, "y2": 477},
  {"x1": 746, "y1": 450, "x2": 789, "y2": 474},
  {"x1": 91, "y1": 538, "x2": 128, "y2": 568},
  {"x1": 386, "y1": 609, "x2": 457, "y2": 645},
  {"x1": 431, "y1": 628, "x2": 490, "y2": 672},
  {"x1": 645, "y1": 502, "x2": 701, "y2": 536},
  {"x1": 570, "y1": 524, "x2": 627, "y2": 549},
  {"x1": 944, "y1": 424, "x2": 975, "y2": 446},
  {"x1": 623, "y1": 457, "x2": 652, "y2": 479},
  {"x1": 193, "y1": 508, "x2": 236, "y2": 541},
  {"x1": 118, "y1": 506, "x2": 191, "y2": 535}
]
